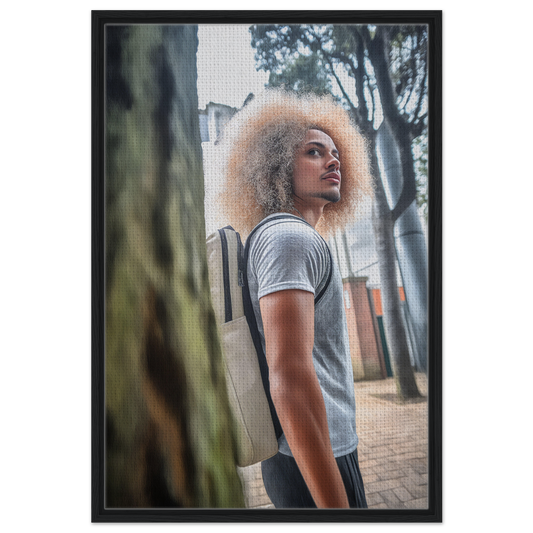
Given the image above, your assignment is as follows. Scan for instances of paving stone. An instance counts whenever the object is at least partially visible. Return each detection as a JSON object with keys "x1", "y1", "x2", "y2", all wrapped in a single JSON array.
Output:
[
  {"x1": 404, "y1": 497, "x2": 428, "y2": 509},
  {"x1": 393, "y1": 486, "x2": 413, "y2": 502},
  {"x1": 365, "y1": 492, "x2": 384, "y2": 506},
  {"x1": 364, "y1": 477, "x2": 403, "y2": 495},
  {"x1": 380, "y1": 489, "x2": 405, "y2": 508}
]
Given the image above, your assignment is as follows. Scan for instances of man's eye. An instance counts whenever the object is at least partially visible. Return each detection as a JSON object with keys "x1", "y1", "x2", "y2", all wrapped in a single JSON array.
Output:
[{"x1": 308, "y1": 149, "x2": 320, "y2": 155}]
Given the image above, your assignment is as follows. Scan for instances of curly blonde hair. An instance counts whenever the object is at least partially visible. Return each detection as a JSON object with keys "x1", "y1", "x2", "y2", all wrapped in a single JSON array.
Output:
[{"x1": 218, "y1": 90, "x2": 373, "y2": 238}]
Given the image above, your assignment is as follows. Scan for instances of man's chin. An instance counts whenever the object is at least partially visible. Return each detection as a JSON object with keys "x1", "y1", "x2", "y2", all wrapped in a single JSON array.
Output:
[{"x1": 313, "y1": 191, "x2": 341, "y2": 204}]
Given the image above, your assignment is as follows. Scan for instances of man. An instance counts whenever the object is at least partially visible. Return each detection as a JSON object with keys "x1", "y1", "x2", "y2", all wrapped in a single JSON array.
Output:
[{"x1": 219, "y1": 90, "x2": 373, "y2": 508}]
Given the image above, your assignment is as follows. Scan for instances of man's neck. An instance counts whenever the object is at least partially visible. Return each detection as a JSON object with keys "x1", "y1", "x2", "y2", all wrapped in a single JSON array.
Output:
[{"x1": 291, "y1": 201, "x2": 324, "y2": 229}]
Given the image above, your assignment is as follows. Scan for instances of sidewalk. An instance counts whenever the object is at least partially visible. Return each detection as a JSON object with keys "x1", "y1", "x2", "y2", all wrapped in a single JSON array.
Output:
[{"x1": 237, "y1": 372, "x2": 428, "y2": 509}]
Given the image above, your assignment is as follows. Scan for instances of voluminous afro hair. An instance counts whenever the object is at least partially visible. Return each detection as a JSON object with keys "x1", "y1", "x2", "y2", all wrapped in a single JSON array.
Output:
[{"x1": 218, "y1": 89, "x2": 373, "y2": 238}]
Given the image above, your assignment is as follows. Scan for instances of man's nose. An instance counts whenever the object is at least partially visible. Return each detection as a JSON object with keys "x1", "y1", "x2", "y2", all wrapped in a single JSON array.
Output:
[{"x1": 326, "y1": 155, "x2": 340, "y2": 170}]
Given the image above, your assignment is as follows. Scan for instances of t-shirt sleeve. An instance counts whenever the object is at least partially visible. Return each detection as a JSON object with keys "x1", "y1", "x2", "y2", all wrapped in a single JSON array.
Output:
[{"x1": 250, "y1": 222, "x2": 329, "y2": 300}]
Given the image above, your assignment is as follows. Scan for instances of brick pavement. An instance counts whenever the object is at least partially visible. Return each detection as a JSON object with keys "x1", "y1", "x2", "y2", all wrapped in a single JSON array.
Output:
[{"x1": 237, "y1": 372, "x2": 428, "y2": 509}]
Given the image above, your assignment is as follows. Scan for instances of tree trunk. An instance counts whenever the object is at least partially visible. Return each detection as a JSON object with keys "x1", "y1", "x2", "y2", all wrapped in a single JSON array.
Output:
[
  {"x1": 369, "y1": 147, "x2": 421, "y2": 400},
  {"x1": 365, "y1": 27, "x2": 418, "y2": 223},
  {"x1": 376, "y1": 120, "x2": 428, "y2": 373},
  {"x1": 105, "y1": 25, "x2": 244, "y2": 508},
  {"x1": 348, "y1": 109, "x2": 421, "y2": 399}
]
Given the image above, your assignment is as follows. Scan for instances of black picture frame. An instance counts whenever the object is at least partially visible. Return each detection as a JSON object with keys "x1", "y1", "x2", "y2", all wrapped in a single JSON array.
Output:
[{"x1": 92, "y1": 10, "x2": 442, "y2": 522}]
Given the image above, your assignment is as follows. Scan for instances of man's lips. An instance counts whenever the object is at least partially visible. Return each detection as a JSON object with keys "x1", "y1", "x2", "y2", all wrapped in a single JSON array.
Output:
[{"x1": 322, "y1": 172, "x2": 341, "y2": 184}]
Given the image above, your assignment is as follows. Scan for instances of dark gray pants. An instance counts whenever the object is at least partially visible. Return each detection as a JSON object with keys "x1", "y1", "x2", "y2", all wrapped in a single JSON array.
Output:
[{"x1": 261, "y1": 448, "x2": 367, "y2": 508}]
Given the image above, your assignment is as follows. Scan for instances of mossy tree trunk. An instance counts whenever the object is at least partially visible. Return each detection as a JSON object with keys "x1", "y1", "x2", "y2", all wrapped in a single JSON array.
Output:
[{"x1": 105, "y1": 25, "x2": 244, "y2": 508}]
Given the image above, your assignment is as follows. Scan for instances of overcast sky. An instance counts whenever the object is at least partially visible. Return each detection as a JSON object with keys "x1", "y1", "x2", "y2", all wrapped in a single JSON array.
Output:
[{"x1": 197, "y1": 25, "x2": 269, "y2": 109}]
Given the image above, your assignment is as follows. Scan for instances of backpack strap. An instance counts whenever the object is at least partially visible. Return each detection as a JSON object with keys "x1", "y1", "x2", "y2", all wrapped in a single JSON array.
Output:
[
  {"x1": 216, "y1": 225, "x2": 246, "y2": 324},
  {"x1": 241, "y1": 215, "x2": 333, "y2": 440},
  {"x1": 217, "y1": 227, "x2": 233, "y2": 323}
]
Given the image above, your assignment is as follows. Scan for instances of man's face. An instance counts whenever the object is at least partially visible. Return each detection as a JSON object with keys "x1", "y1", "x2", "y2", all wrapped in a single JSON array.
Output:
[{"x1": 292, "y1": 129, "x2": 341, "y2": 206}]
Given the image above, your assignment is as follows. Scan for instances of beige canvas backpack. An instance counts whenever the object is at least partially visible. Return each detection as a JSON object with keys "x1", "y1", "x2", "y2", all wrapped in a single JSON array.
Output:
[{"x1": 206, "y1": 215, "x2": 332, "y2": 466}]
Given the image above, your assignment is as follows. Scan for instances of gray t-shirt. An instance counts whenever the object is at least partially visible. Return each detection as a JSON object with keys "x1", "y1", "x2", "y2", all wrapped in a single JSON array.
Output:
[{"x1": 248, "y1": 214, "x2": 358, "y2": 458}]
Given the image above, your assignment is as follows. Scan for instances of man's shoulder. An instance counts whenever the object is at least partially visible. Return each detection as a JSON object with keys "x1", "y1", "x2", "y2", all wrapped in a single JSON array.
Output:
[
  {"x1": 252, "y1": 214, "x2": 321, "y2": 246},
  {"x1": 258, "y1": 215, "x2": 319, "y2": 238},
  {"x1": 249, "y1": 215, "x2": 329, "y2": 267}
]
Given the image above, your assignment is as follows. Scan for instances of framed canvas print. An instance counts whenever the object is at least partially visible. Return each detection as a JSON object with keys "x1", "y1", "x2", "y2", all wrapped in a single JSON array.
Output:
[{"x1": 92, "y1": 10, "x2": 442, "y2": 522}]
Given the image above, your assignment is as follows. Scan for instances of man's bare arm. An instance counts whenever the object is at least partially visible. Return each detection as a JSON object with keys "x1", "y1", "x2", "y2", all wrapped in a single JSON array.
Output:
[{"x1": 260, "y1": 289, "x2": 349, "y2": 508}]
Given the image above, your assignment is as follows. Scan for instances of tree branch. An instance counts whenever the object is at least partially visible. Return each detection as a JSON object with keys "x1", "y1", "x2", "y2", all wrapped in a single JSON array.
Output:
[
  {"x1": 323, "y1": 53, "x2": 357, "y2": 116},
  {"x1": 351, "y1": 28, "x2": 372, "y2": 126},
  {"x1": 412, "y1": 56, "x2": 428, "y2": 125}
]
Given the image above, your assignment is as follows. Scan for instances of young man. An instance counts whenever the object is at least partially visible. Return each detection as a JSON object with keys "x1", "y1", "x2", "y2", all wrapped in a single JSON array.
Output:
[{"x1": 219, "y1": 91, "x2": 373, "y2": 508}]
